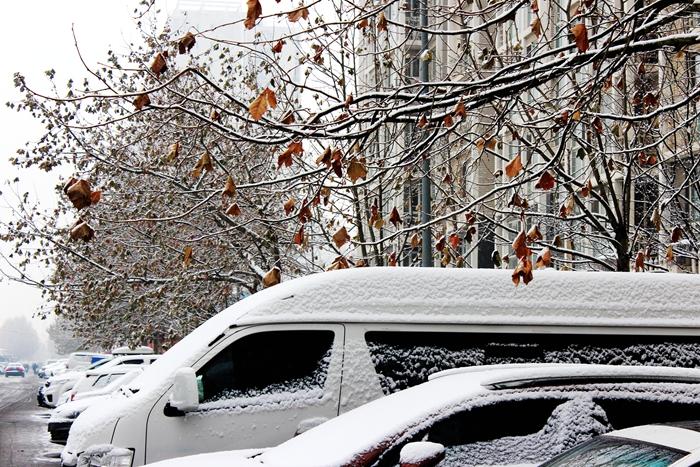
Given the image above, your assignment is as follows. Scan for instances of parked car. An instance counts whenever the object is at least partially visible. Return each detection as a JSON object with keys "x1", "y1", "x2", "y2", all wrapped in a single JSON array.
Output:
[
  {"x1": 48, "y1": 369, "x2": 144, "y2": 445},
  {"x1": 38, "y1": 354, "x2": 158, "y2": 408},
  {"x1": 4, "y1": 362, "x2": 26, "y2": 377},
  {"x1": 61, "y1": 268, "x2": 700, "y2": 466},
  {"x1": 541, "y1": 421, "x2": 700, "y2": 466},
  {"x1": 139, "y1": 364, "x2": 700, "y2": 467}
]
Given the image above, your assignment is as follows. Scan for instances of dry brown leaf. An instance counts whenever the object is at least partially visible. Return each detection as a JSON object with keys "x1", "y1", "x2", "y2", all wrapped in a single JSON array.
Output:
[
  {"x1": 316, "y1": 147, "x2": 332, "y2": 167},
  {"x1": 579, "y1": 179, "x2": 593, "y2": 198},
  {"x1": 182, "y1": 246, "x2": 193, "y2": 268},
  {"x1": 417, "y1": 114, "x2": 428, "y2": 129},
  {"x1": 572, "y1": 110, "x2": 582, "y2": 121},
  {"x1": 347, "y1": 157, "x2": 368, "y2": 183},
  {"x1": 410, "y1": 232, "x2": 421, "y2": 249},
  {"x1": 278, "y1": 140, "x2": 303, "y2": 168},
  {"x1": 634, "y1": 251, "x2": 645, "y2": 272},
  {"x1": 331, "y1": 148, "x2": 343, "y2": 178},
  {"x1": 571, "y1": 23, "x2": 589, "y2": 53},
  {"x1": 133, "y1": 93, "x2": 151, "y2": 110},
  {"x1": 560, "y1": 194, "x2": 575, "y2": 218},
  {"x1": 535, "y1": 247, "x2": 552, "y2": 269},
  {"x1": 553, "y1": 234, "x2": 562, "y2": 248},
  {"x1": 288, "y1": 4, "x2": 309, "y2": 22},
  {"x1": 327, "y1": 256, "x2": 350, "y2": 271},
  {"x1": 449, "y1": 233, "x2": 461, "y2": 250},
  {"x1": 245, "y1": 0, "x2": 262, "y2": 29},
  {"x1": 279, "y1": 110, "x2": 295, "y2": 124},
  {"x1": 293, "y1": 224, "x2": 305, "y2": 246},
  {"x1": 262, "y1": 266, "x2": 281, "y2": 288},
  {"x1": 69, "y1": 220, "x2": 95, "y2": 242},
  {"x1": 443, "y1": 114, "x2": 455, "y2": 127},
  {"x1": 377, "y1": 12, "x2": 388, "y2": 32},
  {"x1": 492, "y1": 250, "x2": 502, "y2": 268},
  {"x1": 178, "y1": 32, "x2": 196, "y2": 54},
  {"x1": 283, "y1": 198, "x2": 296, "y2": 215},
  {"x1": 531, "y1": 0, "x2": 539, "y2": 12},
  {"x1": 166, "y1": 142, "x2": 180, "y2": 162},
  {"x1": 512, "y1": 256, "x2": 533, "y2": 286},
  {"x1": 344, "y1": 94, "x2": 354, "y2": 109},
  {"x1": 530, "y1": 17, "x2": 542, "y2": 38},
  {"x1": 389, "y1": 207, "x2": 402, "y2": 228},
  {"x1": 508, "y1": 192, "x2": 529, "y2": 210},
  {"x1": 534, "y1": 171, "x2": 556, "y2": 190},
  {"x1": 512, "y1": 230, "x2": 531, "y2": 259},
  {"x1": 192, "y1": 152, "x2": 214, "y2": 178},
  {"x1": 226, "y1": 202, "x2": 241, "y2": 216},
  {"x1": 332, "y1": 226, "x2": 351, "y2": 248},
  {"x1": 387, "y1": 251, "x2": 397, "y2": 266},
  {"x1": 526, "y1": 224, "x2": 543, "y2": 242},
  {"x1": 89, "y1": 191, "x2": 102, "y2": 205},
  {"x1": 150, "y1": 52, "x2": 168, "y2": 76},
  {"x1": 222, "y1": 175, "x2": 236, "y2": 198},
  {"x1": 505, "y1": 153, "x2": 523, "y2": 178},
  {"x1": 671, "y1": 226, "x2": 683, "y2": 243},
  {"x1": 272, "y1": 40, "x2": 285, "y2": 54},
  {"x1": 65, "y1": 179, "x2": 93, "y2": 210},
  {"x1": 666, "y1": 245, "x2": 674, "y2": 262},
  {"x1": 249, "y1": 87, "x2": 277, "y2": 121},
  {"x1": 298, "y1": 198, "x2": 312, "y2": 223},
  {"x1": 453, "y1": 99, "x2": 466, "y2": 119},
  {"x1": 356, "y1": 17, "x2": 369, "y2": 29},
  {"x1": 651, "y1": 207, "x2": 661, "y2": 232},
  {"x1": 592, "y1": 116, "x2": 604, "y2": 134}
]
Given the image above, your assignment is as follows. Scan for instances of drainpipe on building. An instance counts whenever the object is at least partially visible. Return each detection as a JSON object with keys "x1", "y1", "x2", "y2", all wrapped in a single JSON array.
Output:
[{"x1": 420, "y1": 0, "x2": 433, "y2": 267}]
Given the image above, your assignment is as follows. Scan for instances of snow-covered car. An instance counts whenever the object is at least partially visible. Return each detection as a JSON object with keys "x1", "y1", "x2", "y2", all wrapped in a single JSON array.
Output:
[
  {"x1": 4, "y1": 362, "x2": 26, "y2": 377},
  {"x1": 140, "y1": 364, "x2": 700, "y2": 467},
  {"x1": 61, "y1": 268, "x2": 700, "y2": 466},
  {"x1": 541, "y1": 422, "x2": 700, "y2": 466},
  {"x1": 38, "y1": 354, "x2": 158, "y2": 408},
  {"x1": 48, "y1": 369, "x2": 144, "y2": 445},
  {"x1": 40, "y1": 359, "x2": 69, "y2": 378}
]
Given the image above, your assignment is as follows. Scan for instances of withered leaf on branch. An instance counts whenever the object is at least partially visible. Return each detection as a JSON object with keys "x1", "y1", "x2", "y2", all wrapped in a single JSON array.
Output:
[
  {"x1": 449, "y1": 233, "x2": 461, "y2": 250},
  {"x1": 592, "y1": 116, "x2": 604, "y2": 134},
  {"x1": 389, "y1": 207, "x2": 402, "y2": 228},
  {"x1": 531, "y1": 0, "x2": 539, "y2": 12},
  {"x1": 465, "y1": 211, "x2": 476, "y2": 225},
  {"x1": 508, "y1": 192, "x2": 529, "y2": 210},
  {"x1": 453, "y1": 99, "x2": 466, "y2": 119},
  {"x1": 192, "y1": 152, "x2": 214, "y2": 178},
  {"x1": 222, "y1": 175, "x2": 236, "y2": 198},
  {"x1": 244, "y1": 0, "x2": 263, "y2": 29},
  {"x1": 90, "y1": 191, "x2": 102, "y2": 205},
  {"x1": 534, "y1": 171, "x2": 556, "y2": 190},
  {"x1": 347, "y1": 157, "x2": 368, "y2": 183},
  {"x1": 178, "y1": 32, "x2": 196, "y2": 54},
  {"x1": 443, "y1": 114, "x2": 455, "y2": 128},
  {"x1": 182, "y1": 246, "x2": 193, "y2": 268},
  {"x1": 436, "y1": 235, "x2": 446, "y2": 252},
  {"x1": 369, "y1": 201, "x2": 384, "y2": 230},
  {"x1": 150, "y1": 52, "x2": 168, "y2": 76},
  {"x1": 293, "y1": 224, "x2": 305, "y2": 246},
  {"x1": 377, "y1": 12, "x2": 388, "y2": 32},
  {"x1": 671, "y1": 226, "x2": 683, "y2": 243},
  {"x1": 553, "y1": 234, "x2": 562, "y2": 248},
  {"x1": 327, "y1": 256, "x2": 350, "y2": 271},
  {"x1": 526, "y1": 224, "x2": 543, "y2": 242},
  {"x1": 512, "y1": 256, "x2": 534, "y2": 286},
  {"x1": 505, "y1": 153, "x2": 523, "y2": 178},
  {"x1": 666, "y1": 245, "x2": 674, "y2": 262},
  {"x1": 64, "y1": 179, "x2": 93, "y2": 209},
  {"x1": 272, "y1": 40, "x2": 285, "y2": 54},
  {"x1": 410, "y1": 232, "x2": 421, "y2": 249},
  {"x1": 560, "y1": 194, "x2": 575, "y2": 218},
  {"x1": 316, "y1": 147, "x2": 332, "y2": 167},
  {"x1": 344, "y1": 94, "x2": 354, "y2": 109},
  {"x1": 512, "y1": 230, "x2": 531, "y2": 259},
  {"x1": 475, "y1": 135, "x2": 498, "y2": 153},
  {"x1": 465, "y1": 226, "x2": 476, "y2": 243},
  {"x1": 570, "y1": 23, "x2": 589, "y2": 53},
  {"x1": 634, "y1": 251, "x2": 645, "y2": 272},
  {"x1": 535, "y1": 247, "x2": 552, "y2": 269},
  {"x1": 278, "y1": 140, "x2": 303, "y2": 168},
  {"x1": 331, "y1": 148, "x2": 343, "y2": 178},
  {"x1": 69, "y1": 220, "x2": 95, "y2": 242},
  {"x1": 249, "y1": 87, "x2": 277, "y2": 121},
  {"x1": 133, "y1": 93, "x2": 151, "y2": 110},
  {"x1": 530, "y1": 17, "x2": 542, "y2": 38},
  {"x1": 651, "y1": 207, "x2": 662, "y2": 232},
  {"x1": 298, "y1": 198, "x2": 312, "y2": 223},
  {"x1": 166, "y1": 142, "x2": 180, "y2": 162},
  {"x1": 356, "y1": 17, "x2": 369, "y2": 29},
  {"x1": 417, "y1": 114, "x2": 428, "y2": 129},
  {"x1": 283, "y1": 198, "x2": 296, "y2": 215},
  {"x1": 226, "y1": 203, "x2": 241, "y2": 216},
  {"x1": 388, "y1": 251, "x2": 397, "y2": 266},
  {"x1": 262, "y1": 266, "x2": 281, "y2": 288},
  {"x1": 332, "y1": 226, "x2": 351, "y2": 248},
  {"x1": 279, "y1": 110, "x2": 295, "y2": 124},
  {"x1": 492, "y1": 250, "x2": 502, "y2": 268},
  {"x1": 579, "y1": 179, "x2": 593, "y2": 198},
  {"x1": 288, "y1": 4, "x2": 309, "y2": 22}
]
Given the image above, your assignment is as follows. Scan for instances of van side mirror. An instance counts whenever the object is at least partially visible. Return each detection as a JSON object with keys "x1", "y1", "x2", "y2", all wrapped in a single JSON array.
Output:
[
  {"x1": 399, "y1": 442, "x2": 445, "y2": 467},
  {"x1": 166, "y1": 367, "x2": 199, "y2": 415}
]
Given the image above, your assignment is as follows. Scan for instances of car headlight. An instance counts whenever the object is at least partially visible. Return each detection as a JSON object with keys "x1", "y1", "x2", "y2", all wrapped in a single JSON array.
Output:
[{"x1": 78, "y1": 446, "x2": 134, "y2": 467}]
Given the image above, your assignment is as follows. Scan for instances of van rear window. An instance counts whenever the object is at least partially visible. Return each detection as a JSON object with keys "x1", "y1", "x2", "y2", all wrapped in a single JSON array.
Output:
[{"x1": 365, "y1": 332, "x2": 700, "y2": 394}]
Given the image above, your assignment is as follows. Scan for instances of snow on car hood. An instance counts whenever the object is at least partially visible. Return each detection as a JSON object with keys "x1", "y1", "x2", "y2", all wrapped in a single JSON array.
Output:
[{"x1": 142, "y1": 448, "x2": 267, "y2": 467}]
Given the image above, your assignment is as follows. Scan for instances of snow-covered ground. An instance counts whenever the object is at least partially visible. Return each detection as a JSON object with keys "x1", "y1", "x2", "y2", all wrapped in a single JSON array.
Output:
[{"x1": 0, "y1": 375, "x2": 61, "y2": 466}]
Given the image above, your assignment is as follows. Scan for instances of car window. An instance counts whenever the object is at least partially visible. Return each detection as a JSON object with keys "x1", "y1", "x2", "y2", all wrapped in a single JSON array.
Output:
[
  {"x1": 196, "y1": 330, "x2": 335, "y2": 408},
  {"x1": 91, "y1": 373, "x2": 125, "y2": 390},
  {"x1": 541, "y1": 436, "x2": 686, "y2": 467},
  {"x1": 121, "y1": 359, "x2": 143, "y2": 365},
  {"x1": 365, "y1": 332, "x2": 700, "y2": 394}
]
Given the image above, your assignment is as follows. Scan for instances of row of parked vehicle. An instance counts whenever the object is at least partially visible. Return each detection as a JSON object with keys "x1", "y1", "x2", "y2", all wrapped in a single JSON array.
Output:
[{"x1": 48, "y1": 268, "x2": 700, "y2": 467}]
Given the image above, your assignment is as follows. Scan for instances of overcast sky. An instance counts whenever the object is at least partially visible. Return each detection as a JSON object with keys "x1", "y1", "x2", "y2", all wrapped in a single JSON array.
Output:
[{"x1": 0, "y1": 1, "x2": 175, "y2": 342}]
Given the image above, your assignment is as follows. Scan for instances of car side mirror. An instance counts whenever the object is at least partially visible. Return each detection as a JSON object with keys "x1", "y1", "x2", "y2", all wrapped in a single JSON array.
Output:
[
  {"x1": 166, "y1": 367, "x2": 199, "y2": 415},
  {"x1": 399, "y1": 441, "x2": 445, "y2": 467}
]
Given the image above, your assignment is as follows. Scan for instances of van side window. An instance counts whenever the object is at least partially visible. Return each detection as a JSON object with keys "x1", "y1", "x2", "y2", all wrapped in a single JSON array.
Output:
[
  {"x1": 197, "y1": 330, "x2": 334, "y2": 406},
  {"x1": 366, "y1": 331, "x2": 700, "y2": 394}
]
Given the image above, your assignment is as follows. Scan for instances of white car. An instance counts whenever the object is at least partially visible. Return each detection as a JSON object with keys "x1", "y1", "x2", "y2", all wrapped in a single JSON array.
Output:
[
  {"x1": 48, "y1": 369, "x2": 144, "y2": 445},
  {"x1": 61, "y1": 268, "x2": 700, "y2": 467},
  {"x1": 39, "y1": 354, "x2": 158, "y2": 408},
  {"x1": 139, "y1": 364, "x2": 700, "y2": 467},
  {"x1": 541, "y1": 422, "x2": 700, "y2": 466}
]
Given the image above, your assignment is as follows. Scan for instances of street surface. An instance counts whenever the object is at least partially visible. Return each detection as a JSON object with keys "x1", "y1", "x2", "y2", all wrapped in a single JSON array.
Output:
[{"x1": 0, "y1": 374, "x2": 61, "y2": 466}]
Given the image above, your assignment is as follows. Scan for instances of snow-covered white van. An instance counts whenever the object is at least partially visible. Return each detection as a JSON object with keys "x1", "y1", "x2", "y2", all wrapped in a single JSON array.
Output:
[{"x1": 62, "y1": 268, "x2": 700, "y2": 467}]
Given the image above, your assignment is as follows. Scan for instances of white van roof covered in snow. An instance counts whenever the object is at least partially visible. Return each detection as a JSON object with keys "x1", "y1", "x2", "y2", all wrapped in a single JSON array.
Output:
[{"x1": 232, "y1": 268, "x2": 700, "y2": 328}]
